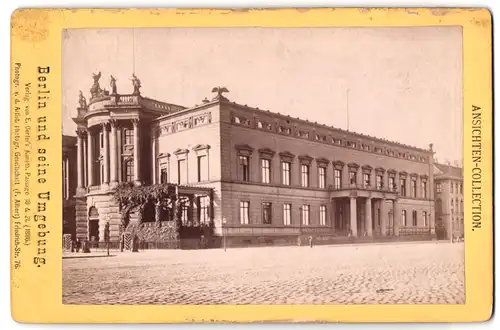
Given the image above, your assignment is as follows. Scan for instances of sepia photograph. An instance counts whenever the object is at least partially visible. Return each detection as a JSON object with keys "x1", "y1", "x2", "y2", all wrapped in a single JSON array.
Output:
[{"x1": 61, "y1": 27, "x2": 464, "y2": 305}]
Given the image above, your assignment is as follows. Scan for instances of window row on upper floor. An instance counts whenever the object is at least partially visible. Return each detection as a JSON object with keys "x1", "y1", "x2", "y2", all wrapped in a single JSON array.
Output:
[{"x1": 235, "y1": 145, "x2": 430, "y2": 198}]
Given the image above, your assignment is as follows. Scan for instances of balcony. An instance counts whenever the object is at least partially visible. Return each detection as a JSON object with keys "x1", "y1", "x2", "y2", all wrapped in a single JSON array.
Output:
[{"x1": 328, "y1": 183, "x2": 398, "y2": 199}]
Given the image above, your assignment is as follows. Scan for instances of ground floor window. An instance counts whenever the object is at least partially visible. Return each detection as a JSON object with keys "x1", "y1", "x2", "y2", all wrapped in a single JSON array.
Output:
[
  {"x1": 198, "y1": 196, "x2": 210, "y2": 224},
  {"x1": 262, "y1": 202, "x2": 272, "y2": 224},
  {"x1": 283, "y1": 204, "x2": 291, "y2": 225},
  {"x1": 301, "y1": 205, "x2": 310, "y2": 225},
  {"x1": 412, "y1": 210, "x2": 418, "y2": 226},
  {"x1": 240, "y1": 201, "x2": 250, "y2": 224},
  {"x1": 319, "y1": 205, "x2": 326, "y2": 226}
]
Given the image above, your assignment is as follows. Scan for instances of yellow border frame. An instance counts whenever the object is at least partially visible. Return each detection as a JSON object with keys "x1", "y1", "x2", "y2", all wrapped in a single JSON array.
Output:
[{"x1": 10, "y1": 8, "x2": 492, "y2": 323}]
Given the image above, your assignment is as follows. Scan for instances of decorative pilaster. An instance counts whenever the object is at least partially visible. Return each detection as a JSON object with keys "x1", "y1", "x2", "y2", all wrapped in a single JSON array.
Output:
[
  {"x1": 365, "y1": 198, "x2": 372, "y2": 236},
  {"x1": 110, "y1": 120, "x2": 118, "y2": 186},
  {"x1": 83, "y1": 137, "x2": 87, "y2": 187},
  {"x1": 102, "y1": 123, "x2": 110, "y2": 185},
  {"x1": 87, "y1": 129, "x2": 94, "y2": 187},
  {"x1": 133, "y1": 119, "x2": 141, "y2": 184},
  {"x1": 76, "y1": 129, "x2": 85, "y2": 193},
  {"x1": 350, "y1": 197, "x2": 357, "y2": 237}
]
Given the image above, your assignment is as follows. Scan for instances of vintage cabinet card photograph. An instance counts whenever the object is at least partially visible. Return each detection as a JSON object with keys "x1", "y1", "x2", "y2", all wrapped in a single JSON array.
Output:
[{"x1": 10, "y1": 8, "x2": 493, "y2": 323}]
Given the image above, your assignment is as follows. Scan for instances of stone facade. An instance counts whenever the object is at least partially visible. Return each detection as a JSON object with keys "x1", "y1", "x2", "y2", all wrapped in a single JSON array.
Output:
[
  {"x1": 434, "y1": 163, "x2": 464, "y2": 240},
  {"x1": 69, "y1": 82, "x2": 436, "y2": 247}
]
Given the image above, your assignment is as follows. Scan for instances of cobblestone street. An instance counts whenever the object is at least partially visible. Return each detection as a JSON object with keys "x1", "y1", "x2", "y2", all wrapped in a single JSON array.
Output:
[{"x1": 62, "y1": 242, "x2": 465, "y2": 305}]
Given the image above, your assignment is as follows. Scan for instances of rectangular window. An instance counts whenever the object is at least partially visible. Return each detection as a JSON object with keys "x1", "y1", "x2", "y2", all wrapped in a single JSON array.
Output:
[
  {"x1": 197, "y1": 155, "x2": 208, "y2": 182},
  {"x1": 239, "y1": 156, "x2": 250, "y2": 182},
  {"x1": 421, "y1": 181, "x2": 428, "y2": 199},
  {"x1": 411, "y1": 180, "x2": 417, "y2": 198},
  {"x1": 376, "y1": 175, "x2": 383, "y2": 190},
  {"x1": 412, "y1": 210, "x2": 418, "y2": 226},
  {"x1": 125, "y1": 160, "x2": 134, "y2": 182},
  {"x1": 262, "y1": 202, "x2": 272, "y2": 224},
  {"x1": 318, "y1": 167, "x2": 326, "y2": 189},
  {"x1": 160, "y1": 167, "x2": 168, "y2": 184},
  {"x1": 301, "y1": 205, "x2": 310, "y2": 225},
  {"x1": 240, "y1": 201, "x2": 250, "y2": 224},
  {"x1": 319, "y1": 205, "x2": 327, "y2": 226},
  {"x1": 400, "y1": 178, "x2": 407, "y2": 196},
  {"x1": 124, "y1": 128, "x2": 133, "y2": 145},
  {"x1": 436, "y1": 182, "x2": 442, "y2": 193},
  {"x1": 178, "y1": 159, "x2": 186, "y2": 184},
  {"x1": 363, "y1": 173, "x2": 371, "y2": 187},
  {"x1": 261, "y1": 159, "x2": 271, "y2": 184},
  {"x1": 283, "y1": 204, "x2": 291, "y2": 225},
  {"x1": 181, "y1": 205, "x2": 189, "y2": 225},
  {"x1": 349, "y1": 171, "x2": 357, "y2": 185},
  {"x1": 301, "y1": 164, "x2": 310, "y2": 187},
  {"x1": 281, "y1": 161, "x2": 291, "y2": 185},
  {"x1": 422, "y1": 211, "x2": 428, "y2": 227},
  {"x1": 389, "y1": 177, "x2": 395, "y2": 191},
  {"x1": 334, "y1": 169, "x2": 341, "y2": 189},
  {"x1": 198, "y1": 197, "x2": 210, "y2": 224}
]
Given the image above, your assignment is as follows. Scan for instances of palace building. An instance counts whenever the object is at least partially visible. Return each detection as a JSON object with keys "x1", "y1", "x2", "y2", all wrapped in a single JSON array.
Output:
[
  {"x1": 66, "y1": 76, "x2": 437, "y2": 247},
  {"x1": 433, "y1": 163, "x2": 464, "y2": 241}
]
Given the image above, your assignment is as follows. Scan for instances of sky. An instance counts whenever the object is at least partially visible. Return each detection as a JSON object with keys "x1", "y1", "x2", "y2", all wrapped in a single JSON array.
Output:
[{"x1": 62, "y1": 27, "x2": 463, "y2": 164}]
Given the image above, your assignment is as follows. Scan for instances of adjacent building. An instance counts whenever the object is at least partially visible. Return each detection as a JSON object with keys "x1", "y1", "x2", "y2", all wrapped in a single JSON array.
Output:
[
  {"x1": 62, "y1": 135, "x2": 78, "y2": 239},
  {"x1": 433, "y1": 163, "x2": 464, "y2": 240},
  {"x1": 68, "y1": 77, "x2": 436, "y2": 247}
]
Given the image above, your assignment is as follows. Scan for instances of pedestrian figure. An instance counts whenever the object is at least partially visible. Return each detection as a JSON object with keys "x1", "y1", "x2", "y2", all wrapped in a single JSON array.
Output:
[
  {"x1": 75, "y1": 238, "x2": 81, "y2": 252},
  {"x1": 308, "y1": 236, "x2": 313, "y2": 248}
]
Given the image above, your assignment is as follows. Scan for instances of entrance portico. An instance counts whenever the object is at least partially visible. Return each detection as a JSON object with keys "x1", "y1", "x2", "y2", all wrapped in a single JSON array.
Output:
[{"x1": 331, "y1": 187, "x2": 399, "y2": 237}]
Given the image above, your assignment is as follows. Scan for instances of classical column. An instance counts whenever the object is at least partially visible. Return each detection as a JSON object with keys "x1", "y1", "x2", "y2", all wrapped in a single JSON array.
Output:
[
  {"x1": 102, "y1": 123, "x2": 110, "y2": 185},
  {"x1": 83, "y1": 137, "x2": 87, "y2": 187},
  {"x1": 87, "y1": 129, "x2": 94, "y2": 187},
  {"x1": 117, "y1": 127, "x2": 122, "y2": 182},
  {"x1": 110, "y1": 120, "x2": 118, "y2": 186},
  {"x1": 151, "y1": 134, "x2": 157, "y2": 184},
  {"x1": 393, "y1": 199, "x2": 400, "y2": 236},
  {"x1": 365, "y1": 198, "x2": 372, "y2": 236},
  {"x1": 76, "y1": 129, "x2": 85, "y2": 191},
  {"x1": 133, "y1": 119, "x2": 141, "y2": 184},
  {"x1": 380, "y1": 199, "x2": 387, "y2": 236},
  {"x1": 350, "y1": 197, "x2": 357, "y2": 236}
]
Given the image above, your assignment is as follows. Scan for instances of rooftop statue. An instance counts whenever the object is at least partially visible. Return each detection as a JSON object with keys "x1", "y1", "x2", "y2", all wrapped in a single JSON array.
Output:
[
  {"x1": 211, "y1": 86, "x2": 229, "y2": 101},
  {"x1": 78, "y1": 90, "x2": 87, "y2": 108},
  {"x1": 90, "y1": 71, "x2": 103, "y2": 98},
  {"x1": 110, "y1": 75, "x2": 117, "y2": 95},
  {"x1": 130, "y1": 73, "x2": 141, "y2": 95}
]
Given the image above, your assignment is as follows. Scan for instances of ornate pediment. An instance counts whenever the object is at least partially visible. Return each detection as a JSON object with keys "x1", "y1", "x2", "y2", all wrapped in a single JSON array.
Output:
[
  {"x1": 173, "y1": 148, "x2": 189, "y2": 156},
  {"x1": 193, "y1": 144, "x2": 211, "y2": 152},
  {"x1": 315, "y1": 157, "x2": 330, "y2": 166},
  {"x1": 258, "y1": 147, "x2": 276, "y2": 157},
  {"x1": 347, "y1": 162, "x2": 359, "y2": 169}
]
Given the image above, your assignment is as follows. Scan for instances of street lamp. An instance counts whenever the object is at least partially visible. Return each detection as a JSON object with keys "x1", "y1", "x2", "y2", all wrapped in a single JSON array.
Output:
[
  {"x1": 222, "y1": 218, "x2": 227, "y2": 252},
  {"x1": 104, "y1": 216, "x2": 110, "y2": 256}
]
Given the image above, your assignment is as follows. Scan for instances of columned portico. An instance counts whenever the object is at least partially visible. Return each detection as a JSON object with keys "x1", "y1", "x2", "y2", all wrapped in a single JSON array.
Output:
[
  {"x1": 76, "y1": 129, "x2": 85, "y2": 193},
  {"x1": 365, "y1": 197, "x2": 373, "y2": 236},
  {"x1": 87, "y1": 129, "x2": 94, "y2": 186},
  {"x1": 102, "y1": 123, "x2": 110, "y2": 186},
  {"x1": 110, "y1": 120, "x2": 118, "y2": 186},
  {"x1": 133, "y1": 119, "x2": 141, "y2": 184},
  {"x1": 350, "y1": 197, "x2": 357, "y2": 236},
  {"x1": 393, "y1": 199, "x2": 400, "y2": 236}
]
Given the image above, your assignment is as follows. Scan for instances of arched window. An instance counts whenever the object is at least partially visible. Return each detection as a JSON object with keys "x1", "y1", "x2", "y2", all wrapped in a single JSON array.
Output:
[
  {"x1": 402, "y1": 210, "x2": 407, "y2": 226},
  {"x1": 125, "y1": 159, "x2": 134, "y2": 182},
  {"x1": 412, "y1": 210, "x2": 418, "y2": 226}
]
